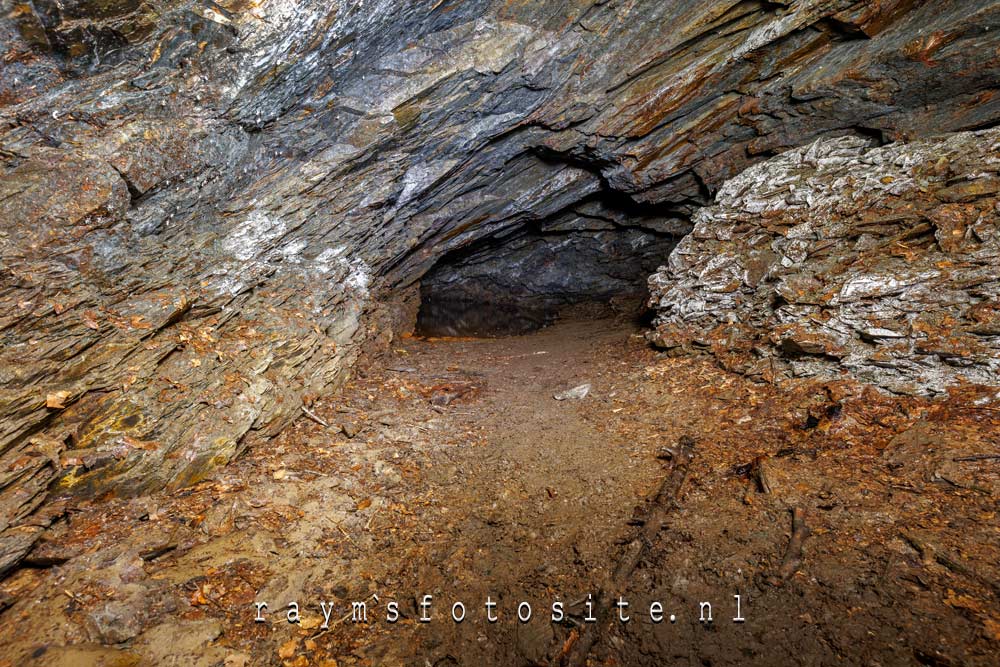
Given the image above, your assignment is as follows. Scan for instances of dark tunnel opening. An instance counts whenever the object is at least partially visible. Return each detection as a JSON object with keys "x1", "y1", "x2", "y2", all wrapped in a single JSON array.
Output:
[{"x1": 414, "y1": 197, "x2": 689, "y2": 337}]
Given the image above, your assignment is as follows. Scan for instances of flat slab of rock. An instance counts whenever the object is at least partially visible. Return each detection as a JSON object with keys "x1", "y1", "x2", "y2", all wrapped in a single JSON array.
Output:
[{"x1": 554, "y1": 383, "x2": 591, "y2": 400}]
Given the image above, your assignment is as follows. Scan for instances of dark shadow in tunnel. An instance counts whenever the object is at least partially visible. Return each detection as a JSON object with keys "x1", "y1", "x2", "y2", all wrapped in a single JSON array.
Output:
[{"x1": 415, "y1": 196, "x2": 688, "y2": 337}]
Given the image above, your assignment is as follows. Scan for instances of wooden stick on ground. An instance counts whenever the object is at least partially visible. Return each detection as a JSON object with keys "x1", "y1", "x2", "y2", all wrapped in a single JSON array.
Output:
[
  {"x1": 767, "y1": 507, "x2": 811, "y2": 586},
  {"x1": 560, "y1": 435, "x2": 696, "y2": 667},
  {"x1": 952, "y1": 453, "x2": 1000, "y2": 462},
  {"x1": 301, "y1": 405, "x2": 330, "y2": 427},
  {"x1": 900, "y1": 531, "x2": 1000, "y2": 598},
  {"x1": 750, "y1": 455, "x2": 772, "y2": 494}
]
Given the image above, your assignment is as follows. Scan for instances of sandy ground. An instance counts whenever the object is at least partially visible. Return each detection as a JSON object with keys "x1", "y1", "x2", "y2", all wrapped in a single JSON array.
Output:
[{"x1": 1, "y1": 317, "x2": 998, "y2": 666}]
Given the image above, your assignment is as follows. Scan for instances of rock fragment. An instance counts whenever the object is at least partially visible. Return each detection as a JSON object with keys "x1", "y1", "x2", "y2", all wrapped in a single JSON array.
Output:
[{"x1": 554, "y1": 383, "x2": 591, "y2": 400}]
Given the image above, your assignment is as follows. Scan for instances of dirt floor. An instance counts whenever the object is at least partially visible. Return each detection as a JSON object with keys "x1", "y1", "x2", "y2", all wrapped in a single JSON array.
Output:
[{"x1": 1, "y1": 316, "x2": 998, "y2": 666}]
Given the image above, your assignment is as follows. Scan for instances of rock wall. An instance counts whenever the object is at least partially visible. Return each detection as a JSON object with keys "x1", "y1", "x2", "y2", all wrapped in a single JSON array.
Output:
[
  {"x1": 2, "y1": 0, "x2": 1000, "y2": 574},
  {"x1": 648, "y1": 129, "x2": 1000, "y2": 395}
]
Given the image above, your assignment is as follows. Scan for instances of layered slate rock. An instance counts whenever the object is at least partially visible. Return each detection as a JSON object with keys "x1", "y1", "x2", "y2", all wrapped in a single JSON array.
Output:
[
  {"x1": 649, "y1": 129, "x2": 1000, "y2": 395},
  {"x1": 2, "y1": 0, "x2": 1000, "y2": 574}
]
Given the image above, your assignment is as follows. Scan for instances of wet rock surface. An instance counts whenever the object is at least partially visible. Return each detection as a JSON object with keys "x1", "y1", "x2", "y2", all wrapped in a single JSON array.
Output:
[
  {"x1": 648, "y1": 129, "x2": 1000, "y2": 395},
  {"x1": 2, "y1": 0, "x2": 1000, "y2": 581}
]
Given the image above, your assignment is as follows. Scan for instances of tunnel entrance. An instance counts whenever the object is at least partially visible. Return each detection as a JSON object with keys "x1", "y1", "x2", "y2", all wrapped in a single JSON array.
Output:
[{"x1": 415, "y1": 198, "x2": 686, "y2": 337}]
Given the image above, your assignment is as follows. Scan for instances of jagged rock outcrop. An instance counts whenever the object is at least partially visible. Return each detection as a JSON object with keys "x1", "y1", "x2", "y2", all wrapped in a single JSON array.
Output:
[
  {"x1": 649, "y1": 129, "x2": 1000, "y2": 395},
  {"x1": 2, "y1": 0, "x2": 1000, "y2": 574}
]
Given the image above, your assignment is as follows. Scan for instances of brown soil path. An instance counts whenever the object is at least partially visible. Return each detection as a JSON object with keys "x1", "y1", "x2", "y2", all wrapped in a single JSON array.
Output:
[{"x1": 0, "y1": 317, "x2": 998, "y2": 666}]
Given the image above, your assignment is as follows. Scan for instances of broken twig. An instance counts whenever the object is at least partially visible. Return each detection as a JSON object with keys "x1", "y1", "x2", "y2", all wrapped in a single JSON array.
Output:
[
  {"x1": 900, "y1": 531, "x2": 1000, "y2": 597},
  {"x1": 750, "y1": 455, "x2": 772, "y2": 494},
  {"x1": 561, "y1": 435, "x2": 696, "y2": 666},
  {"x1": 139, "y1": 543, "x2": 177, "y2": 561},
  {"x1": 952, "y1": 454, "x2": 1000, "y2": 462},
  {"x1": 766, "y1": 507, "x2": 810, "y2": 586},
  {"x1": 301, "y1": 406, "x2": 330, "y2": 427}
]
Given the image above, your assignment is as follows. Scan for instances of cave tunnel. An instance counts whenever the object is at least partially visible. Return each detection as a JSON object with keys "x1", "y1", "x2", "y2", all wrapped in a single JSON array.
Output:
[{"x1": 415, "y1": 193, "x2": 689, "y2": 337}]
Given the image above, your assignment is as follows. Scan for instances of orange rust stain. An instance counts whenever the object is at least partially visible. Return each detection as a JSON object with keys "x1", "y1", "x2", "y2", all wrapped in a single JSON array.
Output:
[{"x1": 903, "y1": 30, "x2": 953, "y2": 66}]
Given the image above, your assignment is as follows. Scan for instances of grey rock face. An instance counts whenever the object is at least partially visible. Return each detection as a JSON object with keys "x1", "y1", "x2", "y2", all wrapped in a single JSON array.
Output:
[
  {"x1": 2, "y1": 0, "x2": 1000, "y2": 575},
  {"x1": 649, "y1": 129, "x2": 1000, "y2": 395}
]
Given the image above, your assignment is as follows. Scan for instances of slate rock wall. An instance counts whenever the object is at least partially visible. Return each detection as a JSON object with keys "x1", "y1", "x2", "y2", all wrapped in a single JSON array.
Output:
[{"x1": 648, "y1": 129, "x2": 1000, "y2": 396}]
